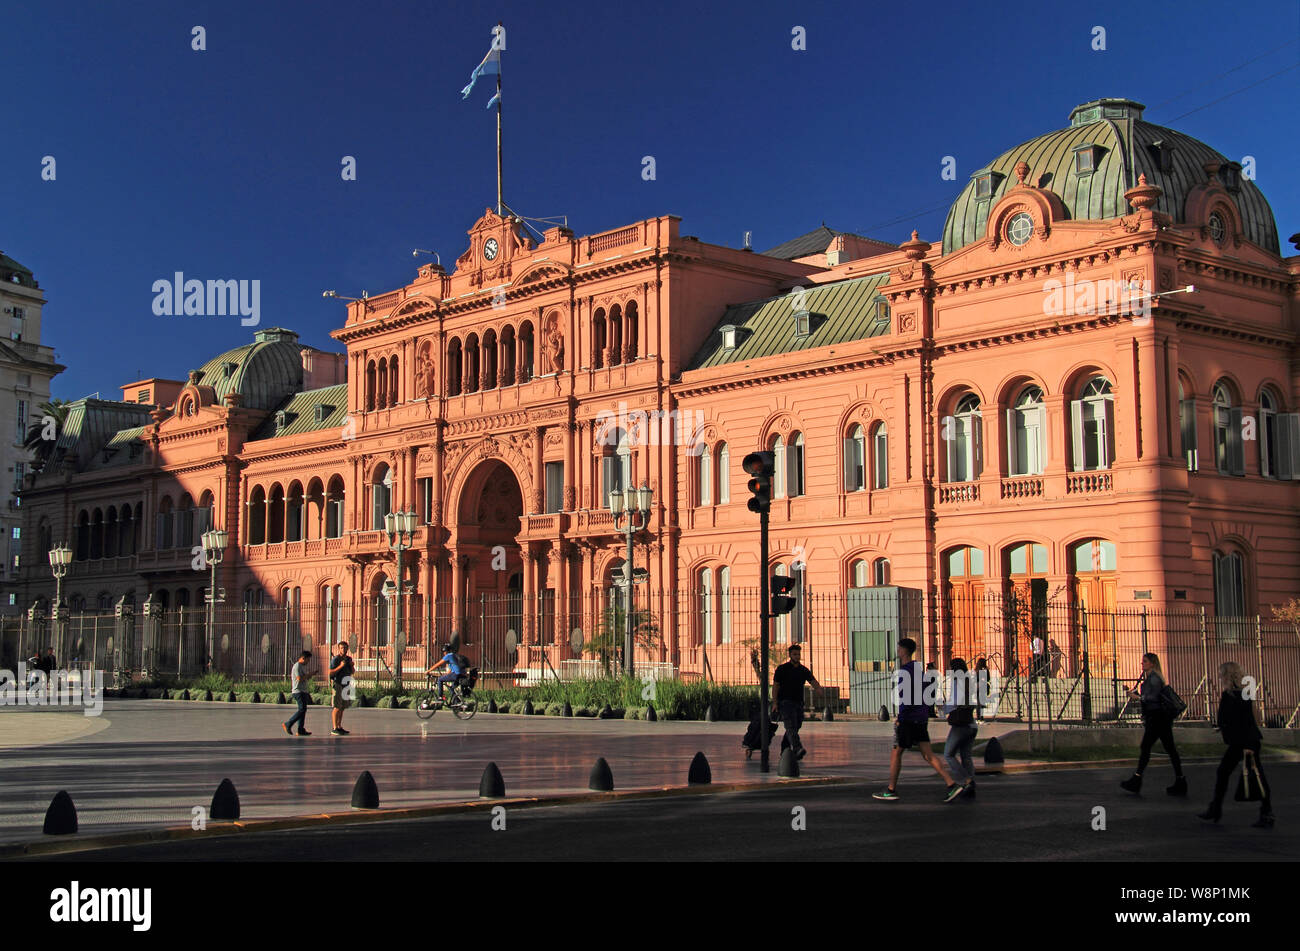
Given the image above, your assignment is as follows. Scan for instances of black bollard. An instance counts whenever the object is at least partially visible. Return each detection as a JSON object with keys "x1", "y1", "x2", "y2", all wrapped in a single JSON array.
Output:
[
  {"x1": 598, "y1": 703, "x2": 613, "y2": 720},
  {"x1": 823, "y1": 706, "x2": 834, "y2": 722},
  {"x1": 588, "y1": 757, "x2": 614, "y2": 791},
  {"x1": 479, "y1": 762, "x2": 506, "y2": 798},
  {"x1": 878, "y1": 705, "x2": 889, "y2": 722},
  {"x1": 646, "y1": 703, "x2": 657, "y2": 722},
  {"x1": 705, "y1": 703, "x2": 717, "y2": 722},
  {"x1": 43, "y1": 790, "x2": 77, "y2": 835},
  {"x1": 983, "y1": 736, "x2": 1005, "y2": 765},
  {"x1": 523, "y1": 699, "x2": 534, "y2": 716},
  {"x1": 210, "y1": 778, "x2": 241, "y2": 820},
  {"x1": 351, "y1": 770, "x2": 380, "y2": 809},
  {"x1": 487, "y1": 698, "x2": 498, "y2": 713},
  {"x1": 562, "y1": 700, "x2": 573, "y2": 717},
  {"x1": 777, "y1": 747, "x2": 800, "y2": 777},
  {"x1": 688, "y1": 751, "x2": 712, "y2": 785}
]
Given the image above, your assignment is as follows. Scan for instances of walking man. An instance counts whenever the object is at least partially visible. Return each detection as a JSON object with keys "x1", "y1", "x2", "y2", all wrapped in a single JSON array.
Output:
[
  {"x1": 282, "y1": 650, "x2": 313, "y2": 736},
  {"x1": 773, "y1": 643, "x2": 820, "y2": 760},
  {"x1": 874, "y1": 638, "x2": 965, "y2": 803},
  {"x1": 329, "y1": 640, "x2": 354, "y2": 736}
]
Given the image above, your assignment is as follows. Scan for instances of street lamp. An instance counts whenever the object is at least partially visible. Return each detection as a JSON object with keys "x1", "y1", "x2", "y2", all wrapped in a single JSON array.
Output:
[
  {"x1": 609, "y1": 483, "x2": 653, "y2": 676},
  {"x1": 48, "y1": 544, "x2": 72, "y2": 610},
  {"x1": 201, "y1": 528, "x2": 228, "y2": 672},
  {"x1": 385, "y1": 509, "x2": 418, "y2": 690}
]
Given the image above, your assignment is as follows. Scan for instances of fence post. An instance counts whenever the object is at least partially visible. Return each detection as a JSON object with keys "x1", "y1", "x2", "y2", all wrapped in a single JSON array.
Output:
[
  {"x1": 1080, "y1": 606, "x2": 1092, "y2": 723},
  {"x1": 1140, "y1": 607, "x2": 1148, "y2": 656},
  {"x1": 1199, "y1": 607, "x2": 1210, "y2": 721}
]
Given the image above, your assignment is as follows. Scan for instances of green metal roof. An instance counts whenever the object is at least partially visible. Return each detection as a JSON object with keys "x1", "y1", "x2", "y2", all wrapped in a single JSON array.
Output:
[
  {"x1": 191, "y1": 328, "x2": 310, "y2": 412},
  {"x1": 1, "y1": 251, "x2": 38, "y2": 288},
  {"x1": 942, "y1": 98, "x2": 1280, "y2": 255},
  {"x1": 51, "y1": 400, "x2": 155, "y2": 473},
  {"x1": 687, "y1": 273, "x2": 892, "y2": 370},
  {"x1": 251, "y1": 384, "x2": 348, "y2": 440}
]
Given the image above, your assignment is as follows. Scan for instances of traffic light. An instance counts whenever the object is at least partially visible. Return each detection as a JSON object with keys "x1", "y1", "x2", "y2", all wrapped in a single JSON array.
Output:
[
  {"x1": 771, "y1": 573, "x2": 797, "y2": 616},
  {"x1": 742, "y1": 451, "x2": 774, "y2": 514}
]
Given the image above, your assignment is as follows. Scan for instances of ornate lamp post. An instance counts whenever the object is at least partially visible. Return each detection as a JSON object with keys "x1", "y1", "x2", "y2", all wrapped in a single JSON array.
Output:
[
  {"x1": 609, "y1": 483, "x2": 653, "y2": 676},
  {"x1": 384, "y1": 509, "x2": 418, "y2": 690},
  {"x1": 48, "y1": 544, "x2": 72, "y2": 660},
  {"x1": 201, "y1": 528, "x2": 228, "y2": 672}
]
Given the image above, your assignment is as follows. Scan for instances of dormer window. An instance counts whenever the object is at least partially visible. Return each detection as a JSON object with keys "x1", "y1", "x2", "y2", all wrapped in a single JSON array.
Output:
[
  {"x1": 720, "y1": 325, "x2": 738, "y2": 350},
  {"x1": 275, "y1": 410, "x2": 288, "y2": 433},
  {"x1": 974, "y1": 172, "x2": 993, "y2": 200},
  {"x1": 1072, "y1": 144, "x2": 1097, "y2": 174},
  {"x1": 315, "y1": 404, "x2": 334, "y2": 423},
  {"x1": 1218, "y1": 162, "x2": 1242, "y2": 193},
  {"x1": 794, "y1": 310, "x2": 811, "y2": 337},
  {"x1": 1149, "y1": 139, "x2": 1175, "y2": 173},
  {"x1": 874, "y1": 295, "x2": 891, "y2": 324},
  {"x1": 223, "y1": 362, "x2": 237, "y2": 377}
]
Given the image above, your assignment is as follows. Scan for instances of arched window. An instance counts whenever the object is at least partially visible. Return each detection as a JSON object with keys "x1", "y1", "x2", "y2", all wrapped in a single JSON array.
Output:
[
  {"x1": 1008, "y1": 385, "x2": 1045, "y2": 476},
  {"x1": 465, "y1": 335, "x2": 480, "y2": 393},
  {"x1": 719, "y1": 565, "x2": 731, "y2": 643},
  {"x1": 371, "y1": 465, "x2": 392, "y2": 531},
  {"x1": 365, "y1": 361, "x2": 376, "y2": 411},
  {"x1": 104, "y1": 507, "x2": 118, "y2": 559},
  {"x1": 1257, "y1": 388, "x2": 1298, "y2": 480},
  {"x1": 500, "y1": 325, "x2": 516, "y2": 386},
  {"x1": 267, "y1": 485, "x2": 286, "y2": 543},
  {"x1": 946, "y1": 394, "x2": 982, "y2": 482},
  {"x1": 481, "y1": 330, "x2": 497, "y2": 390},
  {"x1": 286, "y1": 482, "x2": 304, "y2": 542},
  {"x1": 248, "y1": 486, "x2": 266, "y2": 545},
  {"x1": 843, "y1": 424, "x2": 865, "y2": 492},
  {"x1": 716, "y1": 442, "x2": 730, "y2": 503},
  {"x1": 518, "y1": 322, "x2": 534, "y2": 383},
  {"x1": 177, "y1": 493, "x2": 195, "y2": 550},
  {"x1": 696, "y1": 445, "x2": 711, "y2": 506},
  {"x1": 698, "y1": 567, "x2": 714, "y2": 645},
  {"x1": 388, "y1": 357, "x2": 399, "y2": 406},
  {"x1": 771, "y1": 434, "x2": 786, "y2": 498},
  {"x1": 325, "y1": 476, "x2": 345, "y2": 538},
  {"x1": 376, "y1": 357, "x2": 389, "y2": 409},
  {"x1": 1213, "y1": 549, "x2": 1246, "y2": 623},
  {"x1": 625, "y1": 301, "x2": 639, "y2": 361},
  {"x1": 872, "y1": 557, "x2": 891, "y2": 586},
  {"x1": 850, "y1": 559, "x2": 868, "y2": 587},
  {"x1": 601, "y1": 428, "x2": 632, "y2": 509},
  {"x1": 1178, "y1": 378, "x2": 1199, "y2": 472},
  {"x1": 872, "y1": 423, "x2": 889, "y2": 489},
  {"x1": 447, "y1": 339, "x2": 463, "y2": 396},
  {"x1": 592, "y1": 309, "x2": 607, "y2": 369},
  {"x1": 787, "y1": 432, "x2": 805, "y2": 497},
  {"x1": 155, "y1": 498, "x2": 173, "y2": 550},
  {"x1": 75, "y1": 510, "x2": 89, "y2": 561},
  {"x1": 1213, "y1": 381, "x2": 1244, "y2": 476},
  {"x1": 608, "y1": 304, "x2": 623, "y2": 366},
  {"x1": 1071, "y1": 377, "x2": 1113, "y2": 471}
]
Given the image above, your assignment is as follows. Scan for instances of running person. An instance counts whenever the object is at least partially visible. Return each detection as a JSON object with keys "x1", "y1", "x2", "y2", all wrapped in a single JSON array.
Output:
[{"x1": 873, "y1": 638, "x2": 965, "y2": 803}]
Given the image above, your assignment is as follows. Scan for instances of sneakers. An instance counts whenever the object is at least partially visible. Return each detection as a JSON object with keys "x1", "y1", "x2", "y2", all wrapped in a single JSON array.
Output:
[
  {"x1": 872, "y1": 788, "x2": 900, "y2": 802},
  {"x1": 298, "y1": 730, "x2": 312, "y2": 736},
  {"x1": 282, "y1": 723, "x2": 292, "y2": 736},
  {"x1": 1196, "y1": 803, "x2": 1222, "y2": 823},
  {"x1": 1167, "y1": 776, "x2": 1188, "y2": 797},
  {"x1": 1120, "y1": 773, "x2": 1143, "y2": 794},
  {"x1": 943, "y1": 783, "x2": 966, "y2": 803},
  {"x1": 330, "y1": 728, "x2": 345, "y2": 736}
]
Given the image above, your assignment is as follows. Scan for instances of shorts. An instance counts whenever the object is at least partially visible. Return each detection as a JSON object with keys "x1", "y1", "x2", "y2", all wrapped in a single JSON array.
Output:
[
  {"x1": 894, "y1": 720, "x2": 931, "y2": 750},
  {"x1": 332, "y1": 683, "x2": 351, "y2": 710}
]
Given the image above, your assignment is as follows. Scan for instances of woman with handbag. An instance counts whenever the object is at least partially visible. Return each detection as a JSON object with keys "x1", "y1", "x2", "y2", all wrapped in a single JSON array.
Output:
[
  {"x1": 1120, "y1": 653, "x2": 1188, "y2": 796},
  {"x1": 1197, "y1": 662, "x2": 1274, "y2": 828}
]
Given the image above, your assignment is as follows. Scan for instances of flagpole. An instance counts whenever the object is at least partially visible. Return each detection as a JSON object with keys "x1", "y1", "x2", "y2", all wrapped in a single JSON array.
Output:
[{"x1": 496, "y1": 24, "x2": 503, "y2": 217}]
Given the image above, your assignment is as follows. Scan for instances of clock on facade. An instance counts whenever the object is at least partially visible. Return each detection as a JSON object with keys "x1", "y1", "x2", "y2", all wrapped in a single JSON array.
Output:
[{"x1": 484, "y1": 237, "x2": 499, "y2": 261}]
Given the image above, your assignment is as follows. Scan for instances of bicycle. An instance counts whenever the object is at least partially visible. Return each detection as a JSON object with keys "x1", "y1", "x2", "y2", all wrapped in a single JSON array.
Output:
[{"x1": 414, "y1": 668, "x2": 479, "y2": 721}]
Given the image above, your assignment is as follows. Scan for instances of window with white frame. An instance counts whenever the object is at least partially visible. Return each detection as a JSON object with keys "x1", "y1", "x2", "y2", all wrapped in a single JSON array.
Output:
[
  {"x1": 698, "y1": 567, "x2": 714, "y2": 645},
  {"x1": 719, "y1": 565, "x2": 731, "y2": 643},
  {"x1": 1178, "y1": 380, "x2": 1199, "y2": 472},
  {"x1": 717, "y1": 442, "x2": 730, "y2": 503},
  {"x1": 1213, "y1": 550, "x2": 1245, "y2": 617},
  {"x1": 872, "y1": 423, "x2": 889, "y2": 489},
  {"x1": 696, "y1": 445, "x2": 711, "y2": 506},
  {"x1": 602, "y1": 429, "x2": 632, "y2": 507},
  {"x1": 844, "y1": 425, "x2": 865, "y2": 492},
  {"x1": 545, "y1": 461, "x2": 564, "y2": 513},
  {"x1": 945, "y1": 394, "x2": 982, "y2": 482},
  {"x1": 1008, "y1": 386, "x2": 1045, "y2": 476},
  {"x1": 772, "y1": 435, "x2": 786, "y2": 498},
  {"x1": 851, "y1": 559, "x2": 868, "y2": 587},
  {"x1": 787, "y1": 432, "x2": 805, "y2": 497},
  {"x1": 872, "y1": 557, "x2": 891, "y2": 586},
  {"x1": 1071, "y1": 377, "x2": 1114, "y2": 471}
]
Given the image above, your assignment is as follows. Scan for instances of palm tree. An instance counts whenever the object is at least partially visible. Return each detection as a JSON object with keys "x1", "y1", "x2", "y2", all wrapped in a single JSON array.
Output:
[{"x1": 23, "y1": 399, "x2": 69, "y2": 473}]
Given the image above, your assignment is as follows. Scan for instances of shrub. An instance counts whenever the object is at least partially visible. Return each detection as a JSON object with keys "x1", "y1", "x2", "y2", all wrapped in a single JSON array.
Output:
[{"x1": 544, "y1": 702, "x2": 564, "y2": 717}]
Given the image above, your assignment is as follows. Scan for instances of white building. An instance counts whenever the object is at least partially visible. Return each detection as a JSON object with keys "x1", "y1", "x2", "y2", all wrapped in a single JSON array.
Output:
[{"x1": 0, "y1": 252, "x2": 64, "y2": 611}]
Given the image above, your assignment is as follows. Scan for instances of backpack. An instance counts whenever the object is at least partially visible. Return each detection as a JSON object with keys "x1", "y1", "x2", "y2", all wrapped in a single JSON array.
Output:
[{"x1": 455, "y1": 653, "x2": 471, "y2": 673}]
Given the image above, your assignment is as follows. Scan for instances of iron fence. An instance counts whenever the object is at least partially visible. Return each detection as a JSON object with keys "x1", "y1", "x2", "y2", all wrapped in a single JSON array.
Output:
[{"x1": 0, "y1": 589, "x2": 1295, "y2": 726}]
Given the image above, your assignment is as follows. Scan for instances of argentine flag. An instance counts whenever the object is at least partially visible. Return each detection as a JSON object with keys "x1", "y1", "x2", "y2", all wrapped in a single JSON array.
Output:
[{"x1": 461, "y1": 46, "x2": 501, "y2": 99}]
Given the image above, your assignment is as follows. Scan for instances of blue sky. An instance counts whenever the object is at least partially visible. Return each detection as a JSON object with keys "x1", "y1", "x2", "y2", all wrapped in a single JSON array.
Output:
[{"x1": 6, "y1": 0, "x2": 1298, "y2": 402}]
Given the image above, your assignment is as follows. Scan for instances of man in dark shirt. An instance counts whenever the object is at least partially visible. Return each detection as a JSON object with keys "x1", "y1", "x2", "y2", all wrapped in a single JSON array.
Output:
[
  {"x1": 873, "y1": 638, "x2": 965, "y2": 803},
  {"x1": 773, "y1": 644, "x2": 820, "y2": 760}
]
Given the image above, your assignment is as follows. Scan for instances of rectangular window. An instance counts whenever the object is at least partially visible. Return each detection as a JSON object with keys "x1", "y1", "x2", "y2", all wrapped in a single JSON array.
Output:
[
  {"x1": 718, "y1": 445, "x2": 730, "y2": 503},
  {"x1": 545, "y1": 461, "x2": 563, "y2": 513},
  {"x1": 16, "y1": 399, "x2": 28, "y2": 435},
  {"x1": 138, "y1": 389, "x2": 150, "y2": 403},
  {"x1": 1276, "y1": 414, "x2": 1300, "y2": 481},
  {"x1": 1007, "y1": 406, "x2": 1045, "y2": 476},
  {"x1": 844, "y1": 435, "x2": 864, "y2": 491},
  {"x1": 1071, "y1": 399, "x2": 1113, "y2": 471},
  {"x1": 788, "y1": 440, "x2": 805, "y2": 497},
  {"x1": 946, "y1": 415, "x2": 981, "y2": 482},
  {"x1": 872, "y1": 430, "x2": 888, "y2": 489},
  {"x1": 697, "y1": 449, "x2": 711, "y2": 506},
  {"x1": 417, "y1": 477, "x2": 434, "y2": 523},
  {"x1": 11, "y1": 526, "x2": 20, "y2": 539}
]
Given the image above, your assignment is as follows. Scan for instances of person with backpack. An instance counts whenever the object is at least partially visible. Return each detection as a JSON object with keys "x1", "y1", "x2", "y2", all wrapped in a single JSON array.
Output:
[
  {"x1": 329, "y1": 640, "x2": 354, "y2": 736},
  {"x1": 1197, "y1": 661, "x2": 1274, "y2": 828},
  {"x1": 1120, "y1": 652, "x2": 1187, "y2": 796},
  {"x1": 943, "y1": 658, "x2": 978, "y2": 799},
  {"x1": 426, "y1": 642, "x2": 466, "y2": 705}
]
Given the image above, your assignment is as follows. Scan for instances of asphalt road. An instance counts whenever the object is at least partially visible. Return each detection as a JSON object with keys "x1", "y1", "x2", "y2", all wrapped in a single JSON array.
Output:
[{"x1": 35, "y1": 762, "x2": 1296, "y2": 862}]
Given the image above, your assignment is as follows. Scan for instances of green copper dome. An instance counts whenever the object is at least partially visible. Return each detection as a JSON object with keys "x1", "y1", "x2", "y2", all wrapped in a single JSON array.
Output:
[{"x1": 942, "y1": 98, "x2": 1279, "y2": 255}]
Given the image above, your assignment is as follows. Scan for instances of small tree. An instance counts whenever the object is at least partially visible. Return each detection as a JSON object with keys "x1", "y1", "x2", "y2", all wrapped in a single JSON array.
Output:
[{"x1": 584, "y1": 601, "x2": 661, "y2": 676}]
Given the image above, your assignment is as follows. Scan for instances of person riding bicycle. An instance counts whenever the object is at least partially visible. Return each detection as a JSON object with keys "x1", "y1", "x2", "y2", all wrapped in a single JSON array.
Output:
[{"x1": 426, "y1": 644, "x2": 465, "y2": 704}]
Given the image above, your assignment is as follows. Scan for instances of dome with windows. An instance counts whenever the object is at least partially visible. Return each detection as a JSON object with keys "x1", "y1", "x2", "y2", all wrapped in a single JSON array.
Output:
[{"x1": 942, "y1": 98, "x2": 1280, "y2": 255}]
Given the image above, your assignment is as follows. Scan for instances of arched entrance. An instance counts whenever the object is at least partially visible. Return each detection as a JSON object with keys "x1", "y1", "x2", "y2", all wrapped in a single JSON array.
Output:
[{"x1": 452, "y1": 460, "x2": 526, "y2": 666}]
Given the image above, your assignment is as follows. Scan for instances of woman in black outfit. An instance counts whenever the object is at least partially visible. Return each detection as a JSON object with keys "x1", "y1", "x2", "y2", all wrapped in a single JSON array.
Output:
[
  {"x1": 1198, "y1": 662, "x2": 1274, "y2": 828},
  {"x1": 1120, "y1": 652, "x2": 1188, "y2": 796}
]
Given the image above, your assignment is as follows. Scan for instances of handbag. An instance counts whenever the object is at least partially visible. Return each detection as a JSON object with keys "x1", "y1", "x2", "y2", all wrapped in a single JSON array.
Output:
[
  {"x1": 1158, "y1": 683, "x2": 1187, "y2": 717},
  {"x1": 1234, "y1": 750, "x2": 1264, "y2": 802}
]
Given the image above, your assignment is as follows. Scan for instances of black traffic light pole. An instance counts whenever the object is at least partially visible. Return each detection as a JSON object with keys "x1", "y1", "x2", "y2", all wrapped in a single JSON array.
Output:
[{"x1": 743, "y1": 451, "x2": 775, "y2": 773}]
